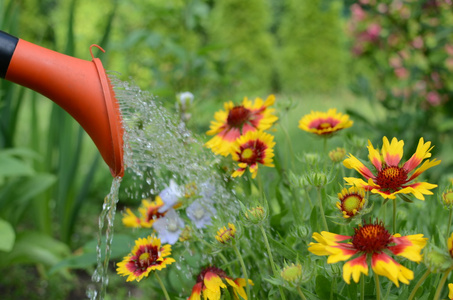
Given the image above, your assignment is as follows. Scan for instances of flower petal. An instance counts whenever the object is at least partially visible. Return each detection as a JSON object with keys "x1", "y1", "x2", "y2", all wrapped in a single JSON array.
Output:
[
  {"x1": 367, "y1": 140, "x2": 382, "y2": 171},
  {"x1": 407, "y1": 159, "x2": 441, "y2": 181},
  {"x1": 403, "y1": 138, "x2": 433, "y2": 173},
  {"x1": 388, "y1": 234, "x2": 427, "y2": 262},
  {"x1": 382, "y1": 137, "x2": 404, "y2": 166},
  {"x1": 189, "y1": 282, "x2": 202, "y2": 300},
  {"x1": 343, "y1": 155, "x2": 375, "y2": 180},
  {"x1": 371, "y1": 252, "x2": 413, "y2": 287},
  {"x1": 342, "y1": 254, "x2": 368, "y2": 284}
]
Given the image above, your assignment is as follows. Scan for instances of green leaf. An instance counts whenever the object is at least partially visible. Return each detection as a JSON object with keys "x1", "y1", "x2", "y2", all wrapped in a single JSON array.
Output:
[
  {"x1": 0, "y1": 153, "x2": 34, "y2": 177},
  {"x1": 315, "y1": 275, "x2": 331, "y2": 299},
  {"x1": 0, "y1": 231, "x2": 70, "y2": 268},
  {"x1": 0, "y1": 218, "x2": 15, "y2": 251},
  {"x1": 49, "y1": 234, "x2": 135, "y2": 275}
]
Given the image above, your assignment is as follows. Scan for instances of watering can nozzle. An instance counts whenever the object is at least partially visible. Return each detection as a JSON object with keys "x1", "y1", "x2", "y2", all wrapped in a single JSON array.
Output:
[{"x1": 0, "y1": 31, "x2": 124, "y2": 177}]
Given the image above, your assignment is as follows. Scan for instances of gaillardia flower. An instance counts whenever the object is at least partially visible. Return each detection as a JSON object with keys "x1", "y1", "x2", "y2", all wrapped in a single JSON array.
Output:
[
  {"x1": 116, "y1": 235, "x2": 175, "y2": 282},
  {"x1": 215, "y1": 223, "x2": 236, "y2": 244},
  {"x1": 298, "y1": 109, "x2": 353, "y2": 136},
  {"x1": 121, "y1": 196, "x2": 166, "y2": 228},
  {"x1": 343, "y1": 137, "x2": 441, "y2": 200},
  {"x1": 230, "y1": 130, "x2": 275, "y2": 179},
  {"x1": 336, "y1": 186, "x2": 366, "y2": 218},
  {"x1": 188, "y1": 266, "x2": 253, "y2": 300},
  {"x1": 205, "y1": 95, "x2": 278, "y2": 156},
  {"x1": 308, "y1": 220, "x2": 427, "y2": 286}
]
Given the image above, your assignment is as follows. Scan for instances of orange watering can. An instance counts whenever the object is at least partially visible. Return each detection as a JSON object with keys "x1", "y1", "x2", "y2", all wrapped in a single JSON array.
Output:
[{"x1": 0, "y1": 31, "x2": 124, "y2": 177}]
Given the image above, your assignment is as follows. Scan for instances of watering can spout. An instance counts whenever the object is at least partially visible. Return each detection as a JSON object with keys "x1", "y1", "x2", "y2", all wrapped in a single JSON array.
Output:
[{"x1": 0, "y1": 30, "x2": 124, "y2": 177}]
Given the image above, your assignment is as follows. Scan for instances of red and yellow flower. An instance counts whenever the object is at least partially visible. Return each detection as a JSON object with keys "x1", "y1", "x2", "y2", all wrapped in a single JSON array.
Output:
[
  {"x1": 343, "y1": 137, "x2": 441, "y2": 200},
  {"x1": 230, "y1": 130, "x2": 275, "y2": 179},
  {"x1": 308, "y1": 220, "x2": 427, "y2": 286},
  {"x1": 188, "y1": 266, "x2": 253, "y2": 300},
  {"x1": 205, "y1": 95, "x2": 278, "y2": 156},
  {"x1": 215, "y1": 223, "x2": 236, "y2": 244},
  {"x1": 121, "y1": 196, "x2": 166, "y2": 228},
  {"x1": 336, "y1": 186, "x2": 366, "y2": 218},
  {"x1": 116, "y1": 235, "x2": 175, "y2": 282},
  {"x1": 298, "y1": 109, "x2": 353, "y2": 136}
]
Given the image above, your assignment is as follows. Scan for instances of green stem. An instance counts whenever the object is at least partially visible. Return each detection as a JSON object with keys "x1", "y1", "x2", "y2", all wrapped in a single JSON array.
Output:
[
  {"x1": 257, "y1": 172, "x2": 264, "y2": 204},
  {"x1": 259, "y1": 225, "x2": 286, "y2": 300},
  {"x1": 408, "y1": 269, "x2": 431, "y2": 300},
  {"x1": 392, "y1": 198, "x2": 397, "y2": 233},
  {"x1": 279, "y1": 122, "x2": 296, "y2": 170},
  {"x1": 374, "y1": 274, "x2": 381, "y2": 300},
  {"x1": 323, "y1": 137, "x2": 328, "y2": 171},
  {"x1": 155, "y1": 272, "x2": 171, "y2": 300},
  {"x1": 197, "y1": 236, "x2": 233, "y2": 275},
  {"x1": 360, "y1": 274, "x2": 365, "y2": 300},
  {"x1": 233, "y1": 244, "x2": 251, "y2": 300},
  {"x1": 433, "y1": 267, "x2": 453, "y2": 300},
  {"x1": 296, "y1": 286, "x2": 308, "y2": 300},
  {"x1": 316, "y1": 187, "x2": 329, "y2": 232},
  {"x1": 447, "y1": 209, "x2": 453, "y2": 241}
]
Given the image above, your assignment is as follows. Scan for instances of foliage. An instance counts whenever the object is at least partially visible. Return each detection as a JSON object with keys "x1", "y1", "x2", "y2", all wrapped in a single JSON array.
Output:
[
  {"x1": 345, "y1": 0, "x2": 453, "y2": 171},
  {"x1": 277, "y1": 0, "x2": 348, "y2": 93},
  {"x1": 208, "y1": 0, "x2": 275, "y2": 95}
]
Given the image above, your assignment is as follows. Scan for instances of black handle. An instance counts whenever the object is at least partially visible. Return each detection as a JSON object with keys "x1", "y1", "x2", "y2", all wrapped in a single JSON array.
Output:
[{"x1": 0, "y1": 31, "x2": 18, "y2": 78}]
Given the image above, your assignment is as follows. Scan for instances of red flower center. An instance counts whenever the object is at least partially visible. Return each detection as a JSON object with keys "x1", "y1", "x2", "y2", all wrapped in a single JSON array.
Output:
[
  {"x1": 239, "y1": 140, "x2": 267, "y2": 164},
  {"x1": 146, "y1": 206, "x2": 166, "y2": 222},
  {"x1": 133, "y1": 245, "x2": 161, "y2": 271},
  {"x1": 227, "y1": 106, "x2": 252, "y2": 128},
  {"x1": 376, "y1": 166, "x2": 408, "y2": 191},
  {"x1": 309, "y1": 117, "x2": 340, "y2": 131},
  {"x1": 351, "y1": 221, "x2": 391, "y2": 253}
]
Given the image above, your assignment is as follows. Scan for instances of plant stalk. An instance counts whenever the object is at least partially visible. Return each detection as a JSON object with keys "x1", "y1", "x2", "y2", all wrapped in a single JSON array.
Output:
[
  {"x1": 374, "y1": 274, "x2": 381, "y2": 300},
  {"x1": 408, "y1": 269, "x2": 431, "y2": 300},
  {"x1": 316, "y1": 187, "x2": 329, "y2": 232},
  {"x1": 433, "y1": 267, "x2": 453, "y2": 300},
  {"x1": 233, "y1": 244, "x2": 251, "y2": 300},
  {"x1": 259, "y1": 225, "x2": 286, "y2": 300},
  {"x1": 155, "y1": 272, "x2": 171, "y2": 300}
]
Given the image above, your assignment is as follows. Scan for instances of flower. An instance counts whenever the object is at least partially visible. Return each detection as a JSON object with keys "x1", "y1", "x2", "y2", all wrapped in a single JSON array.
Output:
[
  {"x1": 308, "y1": 220, "x2": 427, "y2": 286},
  {"x1": 298, "y1": 109, "x2": 353, "y2": 136},
  {"x1": 153, "y1": 209, "x2": 185, "y2": 245},
  {"x1": 343, "y1": 137, "x2": 441, "y2": 200},
  {"x1": 230, "y1": 130, "x2": 275, "y2": 179},
  {"x1": 336, "y1": 186, "x2": 366, "y2": 218},
  {"x1": 215, "y1": 223, "x2": 236, "y2": 244},
  {"x1": 188, "y1": 266, "x2": 253, "y2": 300},
  {"x1": 449, "y1": 283, "x2": 453, "y2": 299},
  {"x1": 186, "y1": 200, "x2": 216, "y2": 229},
  {"x1": 443, "y1": 190, "x2": 453, "y2": 207},
  {"x1": 122, "y1": 196, "x2": 166, "y2": 228},
  {"x1": 329, "y1": 147, "x2": 347, "y2": 163},
  {"x1": 205, "y1": 95, "x2": 278, "y2": 156},
  {"x1": 158, "y1": 180, "x2": 183, "y2": 213},
  {"x1": 280, "y1": 262, "x2": 303, "y2": 284},
  {"x1": 116, "y1": 235, "x2": 175, "y2": 282}
]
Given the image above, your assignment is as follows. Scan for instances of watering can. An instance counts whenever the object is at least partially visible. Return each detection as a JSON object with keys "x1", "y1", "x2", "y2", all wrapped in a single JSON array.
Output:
[{"x1": 0, "y1": 31, "x2": 124, "y2": 177}]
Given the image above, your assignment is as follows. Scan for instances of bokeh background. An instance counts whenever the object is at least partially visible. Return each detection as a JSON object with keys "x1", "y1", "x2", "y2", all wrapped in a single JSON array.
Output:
[{"x1": 0, "y1": 0, "x2": 452, "y2": 298}]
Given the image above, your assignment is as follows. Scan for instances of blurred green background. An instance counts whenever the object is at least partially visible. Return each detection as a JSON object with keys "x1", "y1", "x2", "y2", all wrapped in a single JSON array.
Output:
[{"x1": 1, "y1": 0, "x2": 452, "y2": 298}]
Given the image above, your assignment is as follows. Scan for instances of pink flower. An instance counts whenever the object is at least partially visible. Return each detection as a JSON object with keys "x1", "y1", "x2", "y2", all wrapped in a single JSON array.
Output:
[{"x1": 427, "y1": 91, "x2": 441, "y2": 106}]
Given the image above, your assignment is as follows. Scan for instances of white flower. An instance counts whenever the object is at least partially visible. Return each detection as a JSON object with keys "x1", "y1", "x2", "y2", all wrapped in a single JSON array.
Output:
[
  {"x1": 177, "y1": 91, "x2": 194, "y2": 107},
  {"x1": 186, "y1": 200, "x2": 216, "y2": 229},
  {"x1": 152, "y1": 209, "x2": 184, "y2": 245},
  {"x1": 158, "y1": 180, "x2": 182, "y2": 213}
]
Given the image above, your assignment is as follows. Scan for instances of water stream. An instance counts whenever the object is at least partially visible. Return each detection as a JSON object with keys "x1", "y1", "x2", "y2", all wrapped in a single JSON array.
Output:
[{"x1": 88, "y1": 74, "x2": 237, "y2": 299}]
